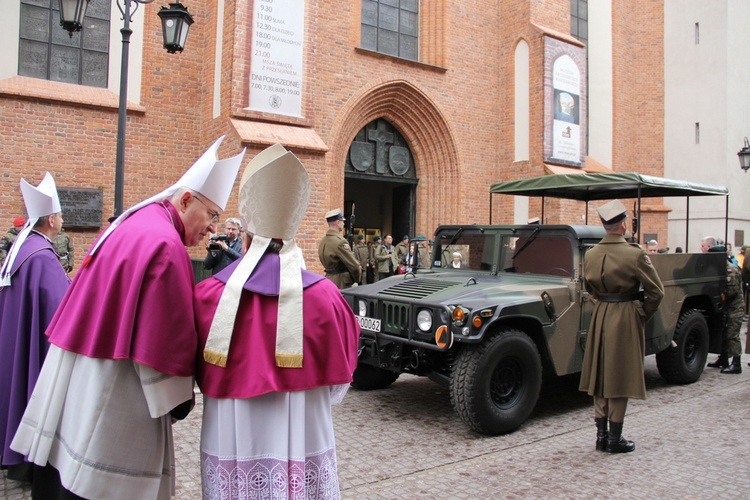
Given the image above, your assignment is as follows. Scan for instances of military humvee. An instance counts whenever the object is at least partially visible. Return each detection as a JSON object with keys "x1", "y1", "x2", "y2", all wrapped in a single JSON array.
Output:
[{"x1": 341, "y1": 173, "x2": 730, "y2": 435}]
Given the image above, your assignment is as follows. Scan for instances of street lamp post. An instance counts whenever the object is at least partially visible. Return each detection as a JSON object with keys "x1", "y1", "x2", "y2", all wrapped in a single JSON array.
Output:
[{"x1": 58, "y1": 0, "x2": 194, "y2": 217}]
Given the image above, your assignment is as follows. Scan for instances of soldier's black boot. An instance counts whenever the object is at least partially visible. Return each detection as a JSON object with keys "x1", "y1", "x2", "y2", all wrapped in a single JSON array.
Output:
[
  {"x1": 606, "y1": 422, "x2": 635, "y2": 454},
  {"x1": 707, "y1": 354, "x2": 729, "y2": 368},
  {"x1": 595, "y1": 418, "x2": 608, "y2": 452},
  {"x1": 721, "y1": 356, "x2": 742, "y2": 374}
]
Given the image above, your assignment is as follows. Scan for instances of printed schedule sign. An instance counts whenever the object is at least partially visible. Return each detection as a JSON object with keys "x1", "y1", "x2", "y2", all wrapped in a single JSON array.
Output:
[{"x1": 247, "y1": 0, "x2": 305, "y2": 117}]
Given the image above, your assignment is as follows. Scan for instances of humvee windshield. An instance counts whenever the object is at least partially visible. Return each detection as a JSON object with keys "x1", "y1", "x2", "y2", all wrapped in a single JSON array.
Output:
[{"x1": 434, "y1": 227, "x2": 574, "y2": 277}]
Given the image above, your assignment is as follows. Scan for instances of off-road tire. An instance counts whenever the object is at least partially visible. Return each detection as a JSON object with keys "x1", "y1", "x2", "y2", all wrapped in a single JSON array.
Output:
[
  {"x1": 450, "y1": 328, "x2": 542, "y2": 435},
  {"x1": 351, "y1": 363, "x2": 400, "y2": 390},
  {"x1": 656, "y1": 308, "x2": 709, "y2": 384}
]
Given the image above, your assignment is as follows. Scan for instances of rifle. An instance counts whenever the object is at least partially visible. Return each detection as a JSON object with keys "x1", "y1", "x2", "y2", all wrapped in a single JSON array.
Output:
[{"x1": 348, "y1": 203, "x2": 356, "y2": 248}]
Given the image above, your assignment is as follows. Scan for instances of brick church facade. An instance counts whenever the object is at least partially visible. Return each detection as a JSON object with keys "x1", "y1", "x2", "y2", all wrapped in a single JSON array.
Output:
[{"x1": 0, "y1": 0, "x2": 667, "y2": 273}]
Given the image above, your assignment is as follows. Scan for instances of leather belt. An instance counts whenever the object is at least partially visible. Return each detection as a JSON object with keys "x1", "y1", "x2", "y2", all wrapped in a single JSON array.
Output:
[{"x1": 596, "y1": 293, "x2": 640, "y2": 303}]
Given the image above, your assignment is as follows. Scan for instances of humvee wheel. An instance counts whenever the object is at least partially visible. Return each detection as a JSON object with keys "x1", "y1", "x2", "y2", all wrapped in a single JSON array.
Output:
[
  {"x1": 450, "y1": 329, "x2": 542, "y2": 435},
  {"x1": 656, "y1": 308, "x2": 709, "y2": 384},
  {"x1": 351, "y1": 363, "x2": 400, "y2": 391}
]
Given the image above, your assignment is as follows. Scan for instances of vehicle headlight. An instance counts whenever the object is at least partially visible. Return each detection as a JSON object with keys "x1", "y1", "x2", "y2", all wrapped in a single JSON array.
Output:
[
  {"x1": 417, "y1": 309, "x2": 433, "y2": 332},
  {"x1": 452, "y1": 306, "x2": 468, "y2": 327},
  {"x1": 357, "y1": 300, "x2": 368, "y2": 317}
]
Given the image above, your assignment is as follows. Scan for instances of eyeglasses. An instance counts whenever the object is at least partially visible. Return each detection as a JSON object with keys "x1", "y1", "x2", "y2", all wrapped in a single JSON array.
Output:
[{"x1": 192, "y1": 194, "x2": 221, "y2": 224}]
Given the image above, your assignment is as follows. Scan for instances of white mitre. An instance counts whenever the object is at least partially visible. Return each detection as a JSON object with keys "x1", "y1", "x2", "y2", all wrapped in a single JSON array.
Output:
[
  {"x1": 203, "y1": 143, "x2": 310, "y2": 368},
  {"x1": 0, "y1": 172, "x2": 62, "y2": 286},
  {"x1": 90, "y1": 135, "x2": 245, "y2": 256}
]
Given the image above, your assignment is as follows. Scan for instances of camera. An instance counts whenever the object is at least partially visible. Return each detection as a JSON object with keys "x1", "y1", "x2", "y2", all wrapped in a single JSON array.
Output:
[{"x1": 207, "y1": 233, "x2": 227, "y2": 251}]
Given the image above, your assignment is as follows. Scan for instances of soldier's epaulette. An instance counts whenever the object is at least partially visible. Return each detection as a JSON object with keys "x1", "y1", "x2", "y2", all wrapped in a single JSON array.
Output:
[{"x1": 628, "y1": 242, "x2": 642, "y2": 249}]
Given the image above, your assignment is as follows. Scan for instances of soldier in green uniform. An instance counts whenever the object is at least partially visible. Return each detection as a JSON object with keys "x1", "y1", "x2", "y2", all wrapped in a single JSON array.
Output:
[
  {"x1": 0, "y1": 217, "x2": 26, "y2": 267},
  {"x1": 353, "y1": 234, "x2": 370, "y2": 284},
  {"x1": 52, "y1": 229, "x2": 75, "y2": 273},
  {"x1": 317, "y1": 208, "x2": 361, "y2": 289},
  {"x1": 369, "y1": 235, "x2": 381, "y2": 282},
  {"x1": 706, "y1": 245, "x2": 743, "y2": 373},
  {"x1": 579, "y1": 199, "x2": 664, "y2": 454}
]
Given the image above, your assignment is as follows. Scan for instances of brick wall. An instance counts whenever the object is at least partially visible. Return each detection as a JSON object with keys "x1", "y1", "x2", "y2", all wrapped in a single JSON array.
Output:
[{"x1": 0, "y1": 0, "x2": 668, "y2": 276}]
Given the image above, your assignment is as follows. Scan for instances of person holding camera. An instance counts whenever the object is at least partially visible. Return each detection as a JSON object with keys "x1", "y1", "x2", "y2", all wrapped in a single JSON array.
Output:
[{"x1": 204, "y1": 217, "x2": 243, "y2": 275}]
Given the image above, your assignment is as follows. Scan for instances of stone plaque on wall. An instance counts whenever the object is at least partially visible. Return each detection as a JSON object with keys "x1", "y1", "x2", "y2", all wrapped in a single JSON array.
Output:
[{"x1": 58, "y1": 187, "x2": 103, "y2": 229}]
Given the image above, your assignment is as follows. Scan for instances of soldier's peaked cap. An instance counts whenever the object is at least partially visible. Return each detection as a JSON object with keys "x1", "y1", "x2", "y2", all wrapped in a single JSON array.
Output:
[
  {"x1": 325, "y1": 208, "x2": 345, "y2": 222},
  {"x1": 597, "y1": 199, "x2": 627, "y2": 224}
]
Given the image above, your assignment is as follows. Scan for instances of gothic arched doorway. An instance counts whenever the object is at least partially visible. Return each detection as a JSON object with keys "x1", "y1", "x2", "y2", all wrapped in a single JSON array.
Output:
[{"x1": 344, "y1": 118, "x2": 416, "y2": 244}]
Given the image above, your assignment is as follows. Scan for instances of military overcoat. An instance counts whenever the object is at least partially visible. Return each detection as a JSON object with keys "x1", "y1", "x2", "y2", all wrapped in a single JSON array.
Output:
[
  {"x1": 317, "y1": 229, "x2": 361, "y2": 289},
  {"x1": 579, "y1": 233, "x2": 665, "y2": 399}
]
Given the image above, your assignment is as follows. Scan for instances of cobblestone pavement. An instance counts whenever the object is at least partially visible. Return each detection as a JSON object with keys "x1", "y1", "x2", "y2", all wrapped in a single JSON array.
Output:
[{"x1": 3, "y1": 348, "x2": 748, "y2": 499}]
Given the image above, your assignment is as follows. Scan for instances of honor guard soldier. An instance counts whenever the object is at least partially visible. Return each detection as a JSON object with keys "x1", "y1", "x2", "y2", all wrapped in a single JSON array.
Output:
[
  {"x1": 354, "y1": 234, "x2": 370, "y2": 284},
  {"x1": 318, "y1": 209, "x2": 361, "y2": 289},
  {"x1": 578, "y1": 199, "x2": 664, "y2": 454}
]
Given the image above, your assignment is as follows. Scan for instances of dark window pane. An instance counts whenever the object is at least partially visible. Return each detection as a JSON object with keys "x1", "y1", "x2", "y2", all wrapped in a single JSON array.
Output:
[
  {"x1": 19, "y1": 1, "x2": 109, "y2": 87},
  {"x1": 86, "y1": 0, "x2": 111, "y2": 20},
  {"x1": 50, "y1": 44, "x2": 80, "y2": 84},
  {"x1": 579, "y1": 19, "x2": 588, "y2": 41},
  {"x1": 571, "y1": 22, "x2": 578, "y2": 38},
  {"x1": 400, "y1": 0, "x2": 418, "y2": 13},
  {"x1": 362, "y1": 0, "x2": 377, "y2": 26},
  {"x1": 361, "y1": 23, "x2": 377, "y2": 50},
  {"x1": 52, "y1": 9, "x2": 81, "y2": 47},
  {"x1": 360, "y1": 0, "x2": 420, "y2": 61},
  {"x1": 571, "y1": 0, "x2": 578, "y2": 17},
  {"x1": 378, "y1": 28, "x2": 398, "y2": 56},
  {"x1": 580, "y1": 0, "x2": 588, "y2": 20},
  {"x1": 18, "y1": 39, "x2": 49, "y2": 78},
  {"x1": 82, "y1": 16, "x2": 109, "y2": 52},
  {"x1": 400, "y1": 34, "x2": 417, "y2": 60},
  {"x1": 20, "y1": 4, "x2": 50, "y2": 43},
  {"x1": 82, "y1": 50, "x2": 108, "y2": 87},
  {"x1": 378, "y1": 4, "x2": 398, "y2": 31},
  {"x1": 400, "y1": 10, "x2": 417, "y2": 36},
  {"x1": 21, "y1": 0, "x2": 51, "y2": 8}
]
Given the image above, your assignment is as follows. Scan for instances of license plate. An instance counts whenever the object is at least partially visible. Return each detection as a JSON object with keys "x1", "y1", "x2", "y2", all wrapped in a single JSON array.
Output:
[{"x1": 356, "y1": 315, "x2": 381, "y2": 332}]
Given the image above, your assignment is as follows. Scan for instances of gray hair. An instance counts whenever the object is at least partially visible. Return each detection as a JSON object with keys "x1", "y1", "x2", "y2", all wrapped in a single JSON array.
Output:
[{"x1": 224, "y1": 217, "x2": 242, "y2": 229}]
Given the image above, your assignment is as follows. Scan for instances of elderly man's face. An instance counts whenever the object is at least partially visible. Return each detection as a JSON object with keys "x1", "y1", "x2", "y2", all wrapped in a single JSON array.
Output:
[{"x1": 179, "y1": 192, "x2": 221, "y2": 247}]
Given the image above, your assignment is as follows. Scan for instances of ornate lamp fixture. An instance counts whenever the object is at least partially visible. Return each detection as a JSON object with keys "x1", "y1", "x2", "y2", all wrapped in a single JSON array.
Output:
[
  {"x1": 157, "y1": 3, "x2": 194, "y2": 54},
  {"x1": 738, "y1": 137, "x2": 750, "y2": 173}
]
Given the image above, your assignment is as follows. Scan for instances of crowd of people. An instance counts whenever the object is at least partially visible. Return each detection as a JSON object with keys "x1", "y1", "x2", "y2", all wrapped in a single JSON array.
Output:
[{"x1": 317, "y1": 229, "x2": 438, "y2": 289}]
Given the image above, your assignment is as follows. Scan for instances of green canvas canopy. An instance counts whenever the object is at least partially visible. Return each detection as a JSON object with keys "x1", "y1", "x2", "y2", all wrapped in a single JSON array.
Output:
[
  {"x1": 488, "y1": 172, "x2": 728, "y2": 248},
  {"x1": 489, "y1": 172, "x2": 728, "y2": 200}
]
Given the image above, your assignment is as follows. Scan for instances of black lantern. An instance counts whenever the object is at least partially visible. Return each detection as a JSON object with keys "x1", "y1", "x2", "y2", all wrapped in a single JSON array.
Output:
[
  {"x1": 739, "y1": 138, "x2": 750, "y2": 173},
  {"x1": 157, "y1": 2, "x2": 194, "y2": 54},
  {"x1": 59, "y1": 0, "x2": 91, "y2": 37}
]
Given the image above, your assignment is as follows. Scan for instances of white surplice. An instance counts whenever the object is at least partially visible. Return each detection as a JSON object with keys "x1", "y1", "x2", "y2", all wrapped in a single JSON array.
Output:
[
  {"x1": 200, "y1": 384, "x2": 349, "y2": 500},
  {"x1": 11, "y1": 344, "x2": 194, "y2": 500}
]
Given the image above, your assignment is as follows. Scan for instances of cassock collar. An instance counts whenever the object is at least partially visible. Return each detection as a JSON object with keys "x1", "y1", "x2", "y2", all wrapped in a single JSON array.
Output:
[{"x1": 213, "y1": 252, "x2": 323, "y2": 296}]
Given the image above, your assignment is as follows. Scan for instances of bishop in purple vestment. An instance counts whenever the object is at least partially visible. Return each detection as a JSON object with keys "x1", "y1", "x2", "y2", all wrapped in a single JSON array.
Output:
[{"x1": 0, "y1": 173, "x2": 69, "y2": 483}]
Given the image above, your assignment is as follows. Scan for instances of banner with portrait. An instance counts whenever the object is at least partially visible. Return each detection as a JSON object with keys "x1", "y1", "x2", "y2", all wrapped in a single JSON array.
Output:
[{"x1": 544, "y1": 37, "x2": 587, "y2": 167}]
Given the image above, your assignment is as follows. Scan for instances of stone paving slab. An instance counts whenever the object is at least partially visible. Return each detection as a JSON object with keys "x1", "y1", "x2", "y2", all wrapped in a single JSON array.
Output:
[{"x1": 3, "y1": 349, "x2": 748, "y2": 499}]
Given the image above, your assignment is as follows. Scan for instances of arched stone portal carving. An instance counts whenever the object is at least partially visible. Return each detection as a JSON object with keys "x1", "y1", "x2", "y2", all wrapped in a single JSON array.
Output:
[{"x1": 328, "y1": 79, "x2": 461, "y2": 237}]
